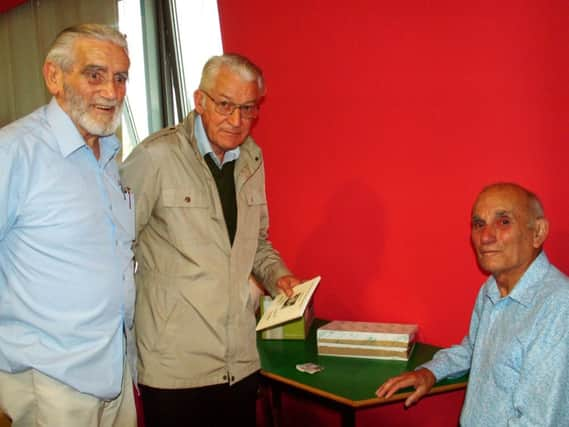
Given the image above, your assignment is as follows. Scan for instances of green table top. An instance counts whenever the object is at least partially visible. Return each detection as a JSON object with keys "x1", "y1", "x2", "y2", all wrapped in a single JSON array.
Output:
[{"x1": 258, "y1": 319, "x2": 468, "y2": 408}]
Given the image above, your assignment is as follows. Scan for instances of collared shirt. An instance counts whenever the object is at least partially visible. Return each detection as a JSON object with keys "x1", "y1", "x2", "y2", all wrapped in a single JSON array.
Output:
[
  {"x1": 194, "y1": 114, "x2": 240, "y2": 168},
  {"x1": 0, "y1": 98, "x2": 135, "y2": 400},
  {"x1": 422, "y1": 252, "x2": 569, "y2": 426}
]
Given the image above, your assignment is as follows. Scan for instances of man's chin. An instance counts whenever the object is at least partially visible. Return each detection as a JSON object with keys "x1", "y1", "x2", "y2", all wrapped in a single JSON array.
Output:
[
  {"x1": 221, "y1": 139, "x2": 246, "y2": 151},
  {"x1": 477, "y1": 259, "x2": 503, "y2": 276},
  {"x1": 80, "y1": 115, "x2": 121, "y2": 137}
]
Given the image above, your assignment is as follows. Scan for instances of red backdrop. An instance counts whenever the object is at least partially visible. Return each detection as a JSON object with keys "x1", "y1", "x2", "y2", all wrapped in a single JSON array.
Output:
[
  {"x1": 218, "y1": 1, "x2": 569, "y2": 425},
  {"x1": 0, "y1": 0, "x2": 27, "y2": 14}
]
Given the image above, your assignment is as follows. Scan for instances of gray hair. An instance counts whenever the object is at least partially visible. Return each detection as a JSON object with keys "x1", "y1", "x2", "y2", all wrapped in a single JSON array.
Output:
[
  {"x1": 45, "y1": 24, "x2": 128, "y2": 72},
  {"x1": 199, "y1": 53, "x2": 265, "y2": 96}
]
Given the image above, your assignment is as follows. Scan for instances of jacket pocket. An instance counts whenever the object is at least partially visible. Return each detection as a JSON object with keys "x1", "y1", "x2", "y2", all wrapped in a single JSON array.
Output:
[
  {"x1": 160, "y1": 188, "x2": 212, "y2": 243},
  {"x1": 136, "y1": 280, "x2": 180, "y2": 355},
  {"x1": 245, "y1": 188, "x2": 267, "y2": 206},
  {"x1": 238, "y1": 188, "x2": 266, "y2": 240},
  {"x1": 162, "y1": 188, "x2": 209, "y2": 208}
]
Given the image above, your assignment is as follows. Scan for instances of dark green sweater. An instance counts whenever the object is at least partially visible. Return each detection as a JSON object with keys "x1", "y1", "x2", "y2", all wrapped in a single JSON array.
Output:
[{"x1": 204, "y1": 154, "x2": 237, "y2": 245}]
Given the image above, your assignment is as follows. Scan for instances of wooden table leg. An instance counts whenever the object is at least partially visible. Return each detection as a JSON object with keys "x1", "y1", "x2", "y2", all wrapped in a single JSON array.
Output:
[
  {"x1": 259, "y1": 379, "x2": 274, "y2": 427},
  {"x1": 340, "y1": 407, "x2": 356, "y2": 427},
  {"x1": 259, "y1": 376, "x2": 283, "y2": 427},
  {"x1": 270, "y1": 383, "x2": 282, "y2": 427}
]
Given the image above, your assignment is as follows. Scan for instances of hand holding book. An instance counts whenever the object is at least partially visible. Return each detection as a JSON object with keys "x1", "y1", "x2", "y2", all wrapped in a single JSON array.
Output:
[{"x1": 256, "y1": 276, "x2": 321, "y2": 331}]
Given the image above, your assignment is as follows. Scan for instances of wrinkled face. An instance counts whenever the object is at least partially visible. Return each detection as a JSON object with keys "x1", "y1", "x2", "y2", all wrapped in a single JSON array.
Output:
[
  {"x1": 194, "y1": 66, "x2": 259, "y2": 158},
  {"x1": 471, "y1": 186, "x2": 544, "y2": 287},
  {"x1": 45, "y1": 37, "x2": 129, "y2": 140}
]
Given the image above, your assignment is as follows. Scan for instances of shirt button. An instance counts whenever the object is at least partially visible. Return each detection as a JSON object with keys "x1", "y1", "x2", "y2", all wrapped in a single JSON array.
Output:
[{"x1": 184, "y1": 196, "x2": 191, "y2": 203}]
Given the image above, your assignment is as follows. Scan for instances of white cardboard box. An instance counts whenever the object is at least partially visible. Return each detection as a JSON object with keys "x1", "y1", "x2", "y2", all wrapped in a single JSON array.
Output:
[{"x1": 317, "y1": 320, "x2": 418, "y2": 360}]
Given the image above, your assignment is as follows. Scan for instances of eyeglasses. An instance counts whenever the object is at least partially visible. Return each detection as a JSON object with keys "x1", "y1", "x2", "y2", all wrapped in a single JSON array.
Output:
[{"x1": 201, "y1": 90, "x2": 259, "y2": 119}]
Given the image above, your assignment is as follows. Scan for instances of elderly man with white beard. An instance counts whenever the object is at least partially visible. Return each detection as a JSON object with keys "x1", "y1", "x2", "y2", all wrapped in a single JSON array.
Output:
[{"x1": 0, "y1": 24, "x2": 137, "y2": 427}]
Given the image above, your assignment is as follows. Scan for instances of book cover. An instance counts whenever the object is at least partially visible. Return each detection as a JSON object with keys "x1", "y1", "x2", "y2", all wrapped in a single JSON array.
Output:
[
  {"x1": 255, "y1": 276, "x2": 321, "y2": 331},
  {"x1": 260, "y1": 296, "x2": 315, "y2": 339}
]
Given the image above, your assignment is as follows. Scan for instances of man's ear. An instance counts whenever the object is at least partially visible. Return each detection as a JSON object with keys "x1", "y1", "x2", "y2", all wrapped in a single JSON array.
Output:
[
  {"x1": 43, "y1": 61, "x2": 63, "y2": 96},
  {"x1": 194, "y1": 90, "x2": 205, "y2": 114},
  {"x1": 532, "y1": 218, "x2": 549, "y2": 248}
]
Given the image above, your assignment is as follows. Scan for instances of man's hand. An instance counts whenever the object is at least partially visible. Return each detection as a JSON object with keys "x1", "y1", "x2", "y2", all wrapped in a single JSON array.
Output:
[
  {"x1": 276, "y1": 275, "x2": 301, "y2": 297},
  {"x1": 375, "y1": 368, "x2": 436, "y2": 407}
]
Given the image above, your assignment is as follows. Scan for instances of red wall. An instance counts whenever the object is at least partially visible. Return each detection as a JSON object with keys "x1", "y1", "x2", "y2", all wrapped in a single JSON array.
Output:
[
  {"x1": 218, "y1": 1, "x2": 569, "y2": 425},
  {"x1": 0, "y1": 0, "x2": 27, "y2": 14}
]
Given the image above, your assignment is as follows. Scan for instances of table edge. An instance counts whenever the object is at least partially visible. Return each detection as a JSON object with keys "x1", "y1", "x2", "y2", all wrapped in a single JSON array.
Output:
[{"x1": 260, "y1": 370, "x2": 467, "y2": 408}]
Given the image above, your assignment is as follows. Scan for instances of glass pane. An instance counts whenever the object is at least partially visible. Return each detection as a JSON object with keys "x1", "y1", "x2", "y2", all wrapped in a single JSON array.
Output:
[
  {"x1": 118, "y1": 0, "x2": 149, "y2": 159},
  {"x1": 173, "y1": 0, "x2": 223, "y2": 111}
]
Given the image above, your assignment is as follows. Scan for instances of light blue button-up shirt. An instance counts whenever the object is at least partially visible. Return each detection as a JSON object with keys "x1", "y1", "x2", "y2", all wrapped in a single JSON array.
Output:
[
  {"x1": 194, "y1": 114, "x2": 240, "y2": 168},
  {"x1": 0, "y1": 98, "x2": 135, "y2": 400},
  {"x1": 422, "y1": 252, "x2": 569, "y2": 426}
]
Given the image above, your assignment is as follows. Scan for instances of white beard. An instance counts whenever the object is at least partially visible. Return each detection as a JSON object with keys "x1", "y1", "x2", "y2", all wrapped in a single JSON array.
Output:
[{"x1": 64, "y1": 83, "x2": 123, "y2": 137}]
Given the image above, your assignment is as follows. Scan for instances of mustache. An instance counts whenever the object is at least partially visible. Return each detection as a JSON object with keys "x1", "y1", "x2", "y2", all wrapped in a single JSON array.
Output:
[{"x1": 92, "y1": 98, "x2": 121, "y2": 108}]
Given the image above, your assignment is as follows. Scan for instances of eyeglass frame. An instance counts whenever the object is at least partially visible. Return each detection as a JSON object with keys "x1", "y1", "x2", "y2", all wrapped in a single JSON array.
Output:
[{"x1": 200, "y1": 90, "x2": 260, "y2": 119}]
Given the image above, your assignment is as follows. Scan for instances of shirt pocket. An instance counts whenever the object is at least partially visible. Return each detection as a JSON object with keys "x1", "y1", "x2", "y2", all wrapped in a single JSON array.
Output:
[
  {"x1": 107, "y1": 179, "x2": 135, "y2": 241},
  {"x1": 490, "y1": 334, "x2": 523, "y2": 389}
]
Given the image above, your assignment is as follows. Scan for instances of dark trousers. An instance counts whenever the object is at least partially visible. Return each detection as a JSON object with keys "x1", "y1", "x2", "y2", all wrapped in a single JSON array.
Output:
[{"x1": 139, "y1": 372, "x2": 259, "y2": 427}]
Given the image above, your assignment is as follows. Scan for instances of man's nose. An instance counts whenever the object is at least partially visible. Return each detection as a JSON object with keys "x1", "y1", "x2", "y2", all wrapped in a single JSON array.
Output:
[
  {"x1": 227, "y1": 107, "x2": 242, "y2": 126},
  {"x1": 479, "y1": 224, "x2": 496, "y2": 244},
  {"x1": 99, "y1": 78, "x2": 119, "y2": 100}
]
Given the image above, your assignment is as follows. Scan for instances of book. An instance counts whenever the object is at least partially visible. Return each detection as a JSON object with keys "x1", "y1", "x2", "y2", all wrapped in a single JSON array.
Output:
[
  {"x1": 255, "y1": 276, "x2": 321, "y2": 331},
  {"x1": 259, "y1": 295, "x2": 315, "y2": 339},
  {"x1": 317, "y1": 320, "x2": 418, "y2": 361}
]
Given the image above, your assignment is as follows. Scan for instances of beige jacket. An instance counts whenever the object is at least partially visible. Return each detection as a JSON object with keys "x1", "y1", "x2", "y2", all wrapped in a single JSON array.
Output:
[{"x1": 120, "y1": 112, "x2": 292, "y2": 388}]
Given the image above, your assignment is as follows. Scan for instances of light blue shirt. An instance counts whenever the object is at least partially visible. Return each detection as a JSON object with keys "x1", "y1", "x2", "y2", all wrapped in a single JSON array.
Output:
[
  {"x1": 0, "y1": 98, "x2": 135, "y2": 400},
  {"x1": 194, "y1": 114, "x2": 240, "y2": 168},
  {"x1": 422, "y1": 252, "x2": 569, "y2": 426}
]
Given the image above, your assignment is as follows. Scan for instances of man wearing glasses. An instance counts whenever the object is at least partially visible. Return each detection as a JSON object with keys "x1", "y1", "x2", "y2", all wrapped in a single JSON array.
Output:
[{"x1": 120, "y1": 54, "x2": 300, "y2": 426}]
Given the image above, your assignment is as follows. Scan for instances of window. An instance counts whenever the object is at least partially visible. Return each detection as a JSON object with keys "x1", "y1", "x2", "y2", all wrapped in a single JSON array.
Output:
[
  {"x1": 118, "y1": 0, "x2": 223, "y2": 159},
  {"x1": 174, "y1": 0, "x2": 223, "y2": 111},
  {"x1": 118, "y1": 0, "x2": 148, "y2": 158}
]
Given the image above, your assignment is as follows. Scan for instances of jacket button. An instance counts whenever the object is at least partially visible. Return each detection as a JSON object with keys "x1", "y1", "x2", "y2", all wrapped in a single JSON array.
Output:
[
  {"x1": 223, "y1": 375, "x2": 227, "y2": 380},
  {"x1": 184, "y1": 196, "x2": 191, "y2": 203}
]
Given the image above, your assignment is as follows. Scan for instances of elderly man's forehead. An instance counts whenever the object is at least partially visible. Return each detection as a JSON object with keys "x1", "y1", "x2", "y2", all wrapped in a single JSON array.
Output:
[{"x1": 472, "y1": 185, "x2": 530, "y2": 214}]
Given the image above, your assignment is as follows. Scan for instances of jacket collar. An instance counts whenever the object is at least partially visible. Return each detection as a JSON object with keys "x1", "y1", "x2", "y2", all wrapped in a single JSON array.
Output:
[{"x1": 180, "y1": 111, "x2": 263, "y2": 193}]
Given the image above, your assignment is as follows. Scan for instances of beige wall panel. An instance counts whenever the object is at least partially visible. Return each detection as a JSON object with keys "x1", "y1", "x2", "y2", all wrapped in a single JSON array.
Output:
[
  {"x1": 0, "y1": 2, "x2": 47, "y2": 126},
  {"x1": 0, "y1": 0, "x2": 118, "y2": 126}
]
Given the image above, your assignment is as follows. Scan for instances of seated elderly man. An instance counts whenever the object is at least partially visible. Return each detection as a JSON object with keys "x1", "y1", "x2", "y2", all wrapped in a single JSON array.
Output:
[{"x1": 376, "y1": 182, "x2": 569, "y2": 426}]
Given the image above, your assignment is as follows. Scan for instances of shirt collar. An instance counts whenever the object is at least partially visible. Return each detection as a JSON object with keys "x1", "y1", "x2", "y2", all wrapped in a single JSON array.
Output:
[
  {"x1": 194, "y1": 114, "x2": 240, "y2": 169},
  {"x1": 485, "y1": 251, "x2": 550, "y2": 307},
  {"x1": 46, "y1": 97, "x2": 119, "y2": 165}
]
